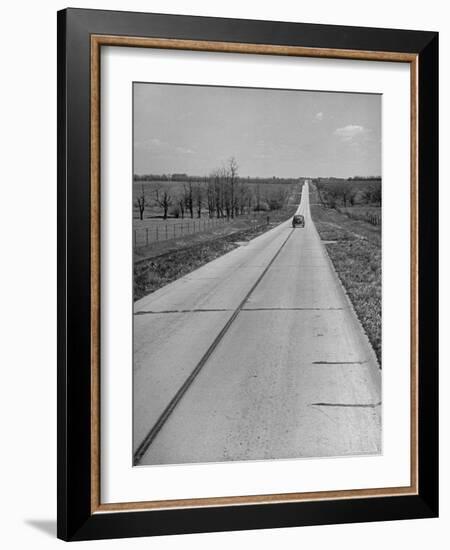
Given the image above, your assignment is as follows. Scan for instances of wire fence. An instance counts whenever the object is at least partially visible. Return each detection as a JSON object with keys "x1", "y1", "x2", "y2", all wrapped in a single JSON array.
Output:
[
  {"x1": 366, "y1": 213, "x2": 381, "y2": 226},
  {"x1": 335, "y1": 207, "x2": 382, "y2": 227},
  {"x1": 133, "y1": 217, "x2": 231, "y2": 248},
  {"x1": 344, "y1": 211, "x2": 381, "y2": 226}
]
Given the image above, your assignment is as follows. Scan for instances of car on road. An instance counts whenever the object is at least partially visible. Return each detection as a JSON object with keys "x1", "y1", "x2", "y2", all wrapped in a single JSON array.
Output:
[{"x1": 292, "y1": 214, "x2": 305, "y2": 228}]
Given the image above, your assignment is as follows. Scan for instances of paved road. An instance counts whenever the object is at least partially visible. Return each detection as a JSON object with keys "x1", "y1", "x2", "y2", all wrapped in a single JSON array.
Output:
[{"x1": 133, "y1": 181, "x2": 381, "y2": 465}]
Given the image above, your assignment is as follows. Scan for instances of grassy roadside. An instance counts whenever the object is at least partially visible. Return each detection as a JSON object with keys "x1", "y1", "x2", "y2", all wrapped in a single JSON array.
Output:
[
  {"x1": 309, "y1": 189, "x2": 382, "y2": 365},
  {"x1": 134, "y1": 206, "x2": 297, "y2": 301},
  {"x1": 135, "y1": 214, "x2": 272, "y2": 262}
]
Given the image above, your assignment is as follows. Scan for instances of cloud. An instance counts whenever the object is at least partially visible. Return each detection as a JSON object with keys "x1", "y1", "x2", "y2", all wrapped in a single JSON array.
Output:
[
  {"x1": 315, "y1": 112, "x2": 324, "y2": 121},
  {"x1": 149, "y1": 138, "x2": 163, "y2": 146},
  {"x1": 333, "y1": 125, "x2": 367, "y2": 142},
  {"x1": 252, "y1": 152, "x2": 272, "y2": 160},
  {"x1": 135, "y1": 139, "x2": 196, "y2": 156},
  {"x1": 175, "y1": 146, "x2": 196, "y2": 155},
  {"x1": 134, "y1": 137, "x2": 167, "y2": 151}
]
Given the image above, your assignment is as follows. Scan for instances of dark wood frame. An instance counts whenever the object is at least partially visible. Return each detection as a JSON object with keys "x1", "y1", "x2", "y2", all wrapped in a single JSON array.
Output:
[{"x1": 57, "y1": 7, "x2": 438, "y2": 541}]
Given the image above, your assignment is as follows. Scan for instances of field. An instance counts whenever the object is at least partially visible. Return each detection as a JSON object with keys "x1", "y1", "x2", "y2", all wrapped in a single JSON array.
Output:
[{"x1": 134, "y1": 217, "x2": 230, "y2": 247}]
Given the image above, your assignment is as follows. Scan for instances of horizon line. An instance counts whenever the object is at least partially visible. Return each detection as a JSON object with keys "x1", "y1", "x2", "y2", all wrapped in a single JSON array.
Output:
[{"x1": 133, "y1": 174, "x2": 382, "y2": 180}]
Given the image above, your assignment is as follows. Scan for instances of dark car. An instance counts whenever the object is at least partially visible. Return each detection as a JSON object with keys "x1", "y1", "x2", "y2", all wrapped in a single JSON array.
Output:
[{"x1": 292, "y1": 214, "x2": 305, "y2": 228}]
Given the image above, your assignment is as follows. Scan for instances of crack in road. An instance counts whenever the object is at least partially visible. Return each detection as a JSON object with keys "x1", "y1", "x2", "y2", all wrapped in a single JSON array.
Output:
[
  {"x1": 242, "y1": 307, "x2": 344, "y2": 312},
  {"x1": 135, "y1": 308, "x2": 232, "y2": 315},
  {"x1": 310, "y1": 401, "x2": 381, "y2": 408},
  {"x1": 135, "y1": 306, "x2": 345, "y2": 315},
  {"x1": 312, "y1": 360, "x2": 368, "y2": 365}
]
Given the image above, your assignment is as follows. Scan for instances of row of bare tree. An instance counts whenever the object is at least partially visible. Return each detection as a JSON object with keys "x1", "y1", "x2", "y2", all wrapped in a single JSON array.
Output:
[
  {"x1": 135, "y1": 157, "x2": 291, "y2": 220},
  {"x1": 315, "y1": 180, "x2": 381, "y2": 209}
]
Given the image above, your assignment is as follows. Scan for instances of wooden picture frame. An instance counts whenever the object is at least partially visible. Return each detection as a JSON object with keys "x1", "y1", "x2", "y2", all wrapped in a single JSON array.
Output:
[{"x1": 57, "y1": 8, "x2": 438, "y2": 541}]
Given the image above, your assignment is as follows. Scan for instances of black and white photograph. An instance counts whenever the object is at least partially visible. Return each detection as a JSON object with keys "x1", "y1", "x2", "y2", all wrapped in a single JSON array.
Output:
[{"x1": 132, "y1": 83, "x2": 382, "y2": 466}]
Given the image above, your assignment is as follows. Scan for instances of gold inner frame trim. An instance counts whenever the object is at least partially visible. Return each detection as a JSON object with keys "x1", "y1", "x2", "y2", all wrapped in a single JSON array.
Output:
[{"x1": 90, "y1": 34, "x2": 419, "y2": 514}]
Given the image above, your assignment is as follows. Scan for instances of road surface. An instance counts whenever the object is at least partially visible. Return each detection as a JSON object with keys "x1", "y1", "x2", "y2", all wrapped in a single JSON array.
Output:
[{"x1": 133, "y1": 181, "x2": 381, "y2": 465}]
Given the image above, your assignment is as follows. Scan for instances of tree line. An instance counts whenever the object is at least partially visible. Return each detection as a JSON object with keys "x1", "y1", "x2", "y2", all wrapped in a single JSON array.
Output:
[
  {"x1": 315, "y1": 179, "x2": 381, "y2": 209},
  {"x1": 134, "y1": 157, "x2": 293, "y2": 220},
  {"x1": 134, "y1": 171, "x2": 299, "y2": 185}
]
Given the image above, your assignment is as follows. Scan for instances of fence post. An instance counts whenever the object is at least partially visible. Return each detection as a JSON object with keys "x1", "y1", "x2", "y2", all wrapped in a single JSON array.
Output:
[
  {"x1": 165, "y1": 225, "x2": 168, "y2": 240},
  {"x1": 156, "y1": 226, "x2": 159, "y2": 241},
  {"x1": 134, "y1": 230, "x2": 137, "y2": 249},
  {"x1": 146, "y1": 228, "x2": 148, "y2": 246}
]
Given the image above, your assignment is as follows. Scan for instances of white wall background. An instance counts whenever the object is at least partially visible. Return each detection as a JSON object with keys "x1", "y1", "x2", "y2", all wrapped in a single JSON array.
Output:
[{"x1": 0, "y1": 1, "x2": 447, "y2": 547}]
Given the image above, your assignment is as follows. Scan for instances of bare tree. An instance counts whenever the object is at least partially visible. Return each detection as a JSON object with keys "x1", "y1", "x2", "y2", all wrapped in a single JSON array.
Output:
[
  {"x1": 134, "y1": 184, "x2": 147, "y2": 220},
  {"x1": 237, "y1": 180, "x2": 248, "y2": 215},
  {"x1": 193, "y1": 182, "x2": 203, "y2": 218},
  {"x1": 207, "y1": 159, "x2": 248, "y2": 219},
  {"x1": 361, "y1": 183, "x2": 381, "y2": 206},
  {"x1": 183, "y1": 182, "x2": 194, "y2": 218},
  {"x1": 255, "y1": 183, "x2": 262, "y2": 211},
  {"x1": 222, "y1": 167, "x2": 232, "y2": 220},
  {"x1": 315, "y1": 181, "x2": 326, "y2": 206},
  {"x1": 177, "y1": 195, "x2": 185, "y2": 218},
  {"x1": 206, "y1": 177, "x2": 216, "y2": 218},
  {"x1": 154, "y1": 187, "x2": 173, "y2": 219},
  {"x1": 320, "y1": 184, "x2": 338, "y2": 208},
  {"x1": 247, "y1": 193, "x2": 253, "y2": 214},
  {"x1": 213, "y1": 168, "x2": 227, "y2": 219},
  {"x1": 227, "y1": 157, "x2": 239, "y2": 219},
  {"x1": 266, "y1": 187, "x2": 287, "y2": 211},
  {"x1": 335, "y1": 182, "x2": 353, "y2": 207},
  {"x1": 369, "y1": 184, "x2": 382, "y2": 205},
  {"x1": 319, "y1": 182, "x2": 350, "y2": 208},
  {"x1": 349, "y1": 188, "x2": 358, "y2": 207}
]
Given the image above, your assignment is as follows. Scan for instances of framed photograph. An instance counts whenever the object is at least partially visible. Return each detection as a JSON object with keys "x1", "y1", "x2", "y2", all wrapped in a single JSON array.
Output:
[{"x1": 57, "y1": 8, "x2": 438, "y2": 541}]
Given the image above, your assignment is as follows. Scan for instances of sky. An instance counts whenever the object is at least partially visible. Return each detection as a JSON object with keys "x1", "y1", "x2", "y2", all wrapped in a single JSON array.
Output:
[{"x1": 133, "y1": 83, "x2": 381, "y2": 179}]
